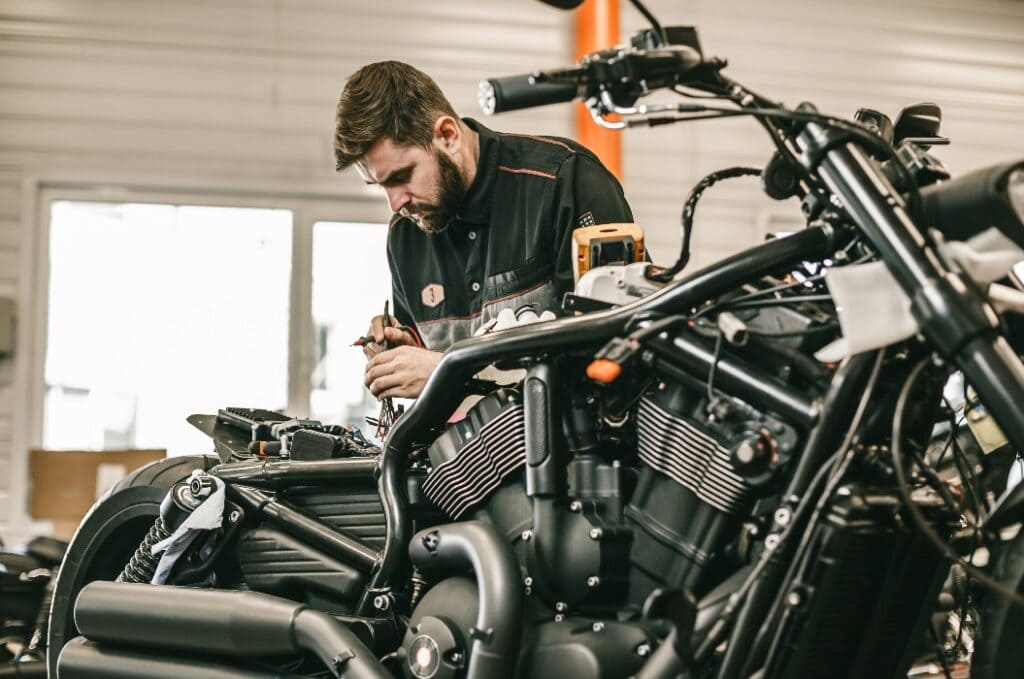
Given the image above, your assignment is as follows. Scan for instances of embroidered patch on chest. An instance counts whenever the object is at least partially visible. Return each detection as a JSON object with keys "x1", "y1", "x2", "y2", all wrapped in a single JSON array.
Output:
[
  {"x1": 577, "y1": 211, "x2": 596, "y2": 227},
  {"x1": 421, "y1": 283, "x2": 445, "y2": 308}
]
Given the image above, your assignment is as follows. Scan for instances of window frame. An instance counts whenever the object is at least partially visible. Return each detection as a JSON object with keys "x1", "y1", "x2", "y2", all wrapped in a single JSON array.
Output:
[{"x1": 11, "y1": 181, "x2": 389, "y2": 531}]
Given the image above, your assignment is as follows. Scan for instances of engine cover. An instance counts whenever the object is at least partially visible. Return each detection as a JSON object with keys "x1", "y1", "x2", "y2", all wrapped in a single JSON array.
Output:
[{"x1": 402, "y1": 576, "x2": 653, "y2": 679}]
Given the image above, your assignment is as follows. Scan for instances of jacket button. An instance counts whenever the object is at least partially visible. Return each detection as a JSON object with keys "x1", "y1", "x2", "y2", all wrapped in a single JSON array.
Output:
[{"x1": 471, "y1": 282, "x2": 481, "y2": 292}]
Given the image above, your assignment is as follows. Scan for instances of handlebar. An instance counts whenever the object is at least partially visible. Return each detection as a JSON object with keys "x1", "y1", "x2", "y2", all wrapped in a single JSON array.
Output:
[{"x1": 478, "y1": 74, "x2": 579, "y2": 115}]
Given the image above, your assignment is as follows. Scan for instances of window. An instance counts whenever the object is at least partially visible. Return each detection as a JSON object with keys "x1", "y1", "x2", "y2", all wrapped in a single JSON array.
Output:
[
  {"x1": 309, "y1": 221, "x2": 391, "y2": 430},
  {"x1": 43, "y1": 201, "x2": 292, "y2": 455}
]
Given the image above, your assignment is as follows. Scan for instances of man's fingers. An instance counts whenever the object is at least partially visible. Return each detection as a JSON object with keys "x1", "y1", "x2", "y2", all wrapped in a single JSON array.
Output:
[
  {"x1": 368, "y1": 315, "x2": 387, "y2": 344},
  {"x1": 368, "y1": 372, "x2": 404, "y2": 398},
  {"x1": 383, "y1": 326, "x2": 416, "y2": 346}
]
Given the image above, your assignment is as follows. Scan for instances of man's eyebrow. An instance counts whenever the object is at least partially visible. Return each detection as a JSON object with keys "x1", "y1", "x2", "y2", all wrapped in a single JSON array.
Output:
[{"x1": 365, "y1": 164, "x2": 415, "y2": 186}]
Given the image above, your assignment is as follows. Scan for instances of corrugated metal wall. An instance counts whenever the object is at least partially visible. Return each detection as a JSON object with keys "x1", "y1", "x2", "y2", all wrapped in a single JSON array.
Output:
[
  {"x1": 622, "y1": 0, "x2": 1024, "y2": 267},
  {"x1": 2, "y1": 0, "x2": 1024, "y2": 534}
]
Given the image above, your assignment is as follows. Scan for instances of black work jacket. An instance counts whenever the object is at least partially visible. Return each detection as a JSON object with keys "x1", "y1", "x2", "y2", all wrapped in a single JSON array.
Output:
[{"x1": 387, "y1": 117, "x2": 634, "y2": 351}]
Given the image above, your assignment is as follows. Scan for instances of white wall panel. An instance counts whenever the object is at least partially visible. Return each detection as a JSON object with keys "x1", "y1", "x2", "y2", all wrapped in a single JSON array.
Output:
[{"x1": 622, "y1": 0, "x2": 1024, "y2": 268}]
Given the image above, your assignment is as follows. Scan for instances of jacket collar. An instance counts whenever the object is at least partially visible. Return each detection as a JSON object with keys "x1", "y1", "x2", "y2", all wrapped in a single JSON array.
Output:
[{"x1": 456, "y1": 117, "x2": 499, "y2": 226}]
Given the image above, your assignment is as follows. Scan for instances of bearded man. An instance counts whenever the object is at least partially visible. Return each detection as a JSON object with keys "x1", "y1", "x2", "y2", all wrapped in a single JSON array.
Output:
[{"x1": 334, "y1": 60, "x2": 634, "y2": 399}]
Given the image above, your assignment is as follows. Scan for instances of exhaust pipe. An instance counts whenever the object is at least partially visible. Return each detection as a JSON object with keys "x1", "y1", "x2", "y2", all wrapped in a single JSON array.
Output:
[
  {"x1": 73, "y1": 581, "x2": 388, "y2": 678},
  {"x1": 409, "y1": 521, "x2": 523, "y2": 679},
  {"x1": 57, "y1": 637, "x2": 288, "y2": 679}
]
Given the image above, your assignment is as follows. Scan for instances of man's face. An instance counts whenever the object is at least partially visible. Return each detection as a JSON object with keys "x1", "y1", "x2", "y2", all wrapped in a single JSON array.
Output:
[{"x1": 359, "y1": 138, "x2": 465, "y2": 233}]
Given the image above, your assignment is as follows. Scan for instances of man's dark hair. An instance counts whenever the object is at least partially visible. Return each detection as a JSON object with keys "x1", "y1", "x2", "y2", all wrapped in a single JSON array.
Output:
[{"x1": 334, "y1": 61, "x2": 459, "y2": 171}]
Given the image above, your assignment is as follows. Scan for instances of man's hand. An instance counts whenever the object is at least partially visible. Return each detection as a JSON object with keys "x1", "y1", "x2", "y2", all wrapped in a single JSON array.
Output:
[
  {"x1": 365, "y1": 346, "x2": 442, "y2": 399},
  {"x1": 363, "y1": 315, "x2": 419, "y2": 359}
]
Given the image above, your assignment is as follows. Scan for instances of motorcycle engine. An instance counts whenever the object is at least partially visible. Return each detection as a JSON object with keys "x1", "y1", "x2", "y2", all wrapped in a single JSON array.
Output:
[{"x1": 409, "y1": 373, "x2": 799, "y2": 676}]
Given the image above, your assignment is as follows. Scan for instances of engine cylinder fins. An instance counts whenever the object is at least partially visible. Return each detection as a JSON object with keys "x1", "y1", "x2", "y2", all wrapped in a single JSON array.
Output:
[
  {"x1": 423, "y1": 390, "x2": 527, "y2": 519},
  {"x1": 636, "y1": 397, "x2": 753, "y2": 515}
]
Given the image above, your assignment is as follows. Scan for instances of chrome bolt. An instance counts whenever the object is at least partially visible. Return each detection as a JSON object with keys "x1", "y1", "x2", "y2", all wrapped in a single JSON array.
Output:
[
  {"x1": 787, "y1": 591, "x2": 802, "y2": 607},
  {"x1": 373, "y1": 595, "x2": 390, "y2": 611},
  {"x1": 764, "y1": 534, "x2": 780, "y2": 550},
  {"x1": 592, "y1": 621, "x2": 606, "y2": 632},
  {"x1": 773, "y1": 507, "x2": 791, "y2": 527},
  {"x1": 555, "y1": 601, "x2": 567, "y2": 612},
  {"x1": 524, "y1": 576, "x2": 533, "y2": 587},
  {"x1": 569, "y1": 501, "x2": 582, "y2": 512},
  {"x1": 521, "y1": 530, "x2": 532, "y2": 541},
  {"x1": 589, "y1": 528, "x2": 602, "y2": 540},
  {"x1": 587, "y1": 576, "x2": 600, "y2": 588},
  {"x1": 636, "y1": 643, "x2": 651, "y2": 657},
  {"x1": 228, "y1": 509, "x2": 241, "y2": 523},
  {"x1": 554, "y1": 613, "x2": 565, "y2": 622},
  {"x1": 450, "y1": 652, "x2": 463, "y2": 664}
]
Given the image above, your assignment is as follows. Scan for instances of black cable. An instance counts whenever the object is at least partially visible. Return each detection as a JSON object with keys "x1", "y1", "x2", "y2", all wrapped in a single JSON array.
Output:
[
  {"x1": 645, "y1": 166, "x2": 763, "y2": 284},
  {"x1": 628, "y1": 0, "x2": 668, "y2": 46},
  {"x1": 892, "y1": 357, "x2": 1024, "y2": 609},
  {"x1": 726, "y1": 294, "x2": 834, "y2": 311}
]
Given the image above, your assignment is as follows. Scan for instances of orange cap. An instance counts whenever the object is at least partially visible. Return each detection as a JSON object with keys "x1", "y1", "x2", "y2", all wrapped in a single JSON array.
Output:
[{"x1": 587, "y1": 358, "x2": 622, "y2": 384}]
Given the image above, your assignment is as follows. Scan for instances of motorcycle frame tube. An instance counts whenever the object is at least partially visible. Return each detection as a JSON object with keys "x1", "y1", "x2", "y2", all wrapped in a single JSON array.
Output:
[
  {"x1": 212, "y1": 457, "x2": 378, "y2": 487},
  {"x1": 408, "y1": 521, "x2": 523, "y2": 679},
  {"x1": 370, "y1": 227, "x2": 831, "y2": 596},
  {"x1": 229, "y1": 484, "x2": 380, "y2": 571},
  {"x1": 716, "y1": 352, "x2": 878, "y2": 678},
  {"x1": 645, "y1": 331, "x2": 819, "y2": 427}
]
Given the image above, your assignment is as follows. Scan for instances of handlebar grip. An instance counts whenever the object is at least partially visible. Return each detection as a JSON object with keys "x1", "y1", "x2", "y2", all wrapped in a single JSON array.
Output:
[{"x1": 478, "y1": 74, "x2": 578, "y2": 115}]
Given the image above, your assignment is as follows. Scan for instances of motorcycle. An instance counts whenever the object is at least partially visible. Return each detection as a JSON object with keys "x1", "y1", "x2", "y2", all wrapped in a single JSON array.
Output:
[{"x1": 43, "y1": 1, "x2": 1024, "y2": 677}]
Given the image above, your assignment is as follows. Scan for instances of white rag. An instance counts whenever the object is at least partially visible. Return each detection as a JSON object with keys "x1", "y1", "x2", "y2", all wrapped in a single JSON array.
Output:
[
  {"x1": 815, "y1": 228, "x2": 1024, "y2": 362},
  {"x1": 150, "y1": 470, "x2": 226, "y2": 585}
]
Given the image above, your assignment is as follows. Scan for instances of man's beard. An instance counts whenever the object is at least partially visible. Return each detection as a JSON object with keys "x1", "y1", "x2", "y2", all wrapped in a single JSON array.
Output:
[{"x1": 401, "y1": 151, "x2": 464, "y2": 234}]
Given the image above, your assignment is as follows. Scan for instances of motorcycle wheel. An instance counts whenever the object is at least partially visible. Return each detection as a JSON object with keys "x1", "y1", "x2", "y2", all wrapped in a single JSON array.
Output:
[
  {"x1": 45, "y1": 455, "x2": 215, "y2": 678},
  {"x1": 972, "y1": 529, "x2": 1024, "y2": 678}
]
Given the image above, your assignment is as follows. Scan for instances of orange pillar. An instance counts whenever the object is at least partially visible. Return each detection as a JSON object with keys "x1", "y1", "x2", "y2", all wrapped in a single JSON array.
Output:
[{"x1": 575, "y1": 0, "x2": 621, "y2": 179}]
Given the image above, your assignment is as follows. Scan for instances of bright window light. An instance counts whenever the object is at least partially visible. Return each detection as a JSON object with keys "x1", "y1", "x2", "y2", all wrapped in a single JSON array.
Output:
[
  {"x1": 310, "y1": 221, "x2": 391, "y2": 434},
  {"x1": 43, "y1": 201, "x2": 292, "y2": 455}
]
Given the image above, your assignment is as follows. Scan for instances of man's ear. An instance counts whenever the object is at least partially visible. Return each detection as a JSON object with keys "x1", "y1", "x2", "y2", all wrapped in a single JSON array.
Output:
[{"x1": 433, "y1": 115, "x2": 461, "y2": 154}]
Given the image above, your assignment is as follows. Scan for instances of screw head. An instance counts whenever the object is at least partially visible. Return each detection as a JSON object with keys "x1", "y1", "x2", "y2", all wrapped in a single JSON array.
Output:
[
  {"x1": 521, "y1": 530, "x2": 532, "y2": 541},
  {"x1": 554, "y1": 613, "x2": 565, "y2": 622},
  {"x1": 764, "y1": 534, "x2": 780, "y2": 550},
  {"x1": 228, "y1": 509, "x2": 241, "y2": 523},
  {"x1": 373, "y1": 595, "x2": 390, "y2": 611},
  {"x1": 524, "y1": 576, "x2": 533, "y2": 587},
  {"x1": 587, "y1": 576, "x2": 600, "y2": 587},
  {"x1": 569, "y1": 501, "x2": 582, "y2": 512},
  {"x1": 787, "y1": 591, "x2": 802, "y2": 607},
  {"x1": 773, "y1": 507, "x2": 791, "y2": 526},
  {"x1": 592, "y1": 621, "x2": 606, "y2": 632},
  {"x1": 589, "y1": 528, "x2": 603, "y2": 540},
  {"x1": 555, "y1": 601, "x2": 567, "y2": 612},
  {"x1": 636, "y1": 643, "x2": 651, "y2": 657}
]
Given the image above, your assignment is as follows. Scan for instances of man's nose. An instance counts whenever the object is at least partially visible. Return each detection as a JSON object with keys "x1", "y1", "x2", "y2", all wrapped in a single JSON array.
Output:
[{"x1": 384, "y1": 187, "x2": 410, "y2": 213}]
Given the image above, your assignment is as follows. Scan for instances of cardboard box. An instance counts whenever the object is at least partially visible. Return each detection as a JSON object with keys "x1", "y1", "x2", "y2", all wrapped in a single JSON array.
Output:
[{"x1": 30, "y1": 449, "x2": 166, "y2": 539}]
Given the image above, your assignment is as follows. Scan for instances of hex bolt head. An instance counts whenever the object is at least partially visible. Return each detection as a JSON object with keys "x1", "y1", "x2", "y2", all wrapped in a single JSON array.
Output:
[
  {"x1": 589, "y1": 528, "x2": 603, "y2": 540},
  {"x1": 373, "y1": 595, "x2": 390, "y2": 611},
  {"x1": 555, "y1": 601, "x2": 568, "y2": 612},
  {"x1": 592, "y1": 621, "x2": 606, "y2": 632},
  {"x1": 587, "y1": 576, "x2": 600, "y2": 587},
  {"x1": 521, "y1": 530, "x2": 533, "y2": 541}
]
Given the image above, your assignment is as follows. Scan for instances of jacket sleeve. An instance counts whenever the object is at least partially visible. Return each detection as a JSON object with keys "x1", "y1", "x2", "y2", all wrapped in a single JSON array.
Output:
[
  {"x1": 551, "y1": 151, "x2": 635, "y2": 300},
  {"x1": 386, "y1": 227, "x2": 417, "y2": 333}
]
